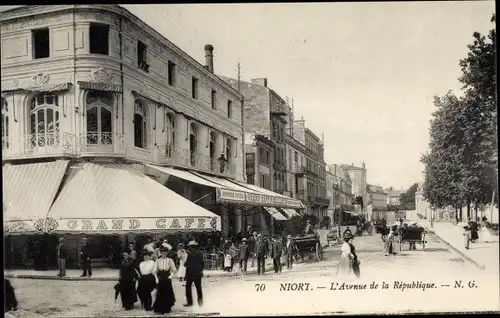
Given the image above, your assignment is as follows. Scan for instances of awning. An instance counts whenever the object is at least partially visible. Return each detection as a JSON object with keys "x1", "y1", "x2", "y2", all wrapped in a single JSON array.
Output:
[
  {"x1": 231, "y1": 181, "x2": 304, "y2": 209},
  {"x1": 46, "y1": 162, "x2": 221, "y2": 234},
  {"x1": 190, "y1": 172, "x2": 262, "y2": 194},
  {"x1": 144, "y1": 164, "x2": 223, "y2": 189},
  {"x1": 24, "y1": 82, "x2": 72, "y2": 92},
  {"x1": 78, "y1": 81, "x2": 122, "y2": 93},
  {"x1": 264, "y1": 207, "x2": 287, "y2": 221},
  {"x1": 3, "y1": 160, "x2": 70, "y2": 235},
  {"x1": 279, "y1": 207, "x2": 300, "y2": 218}
]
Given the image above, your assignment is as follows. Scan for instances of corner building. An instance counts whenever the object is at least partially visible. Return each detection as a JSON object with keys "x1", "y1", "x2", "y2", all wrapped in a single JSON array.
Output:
[{"x1": 1, "y1": 5, "x2": 301, "y2": 269}]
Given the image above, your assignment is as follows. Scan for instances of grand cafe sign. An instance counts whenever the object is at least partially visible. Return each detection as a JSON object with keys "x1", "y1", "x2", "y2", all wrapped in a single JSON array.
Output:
[{"x1": 216, "y1": 188, "x2": 303, "y2": 209}]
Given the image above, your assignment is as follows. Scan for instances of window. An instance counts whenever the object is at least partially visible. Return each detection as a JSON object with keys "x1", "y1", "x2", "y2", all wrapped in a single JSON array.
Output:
[
  {"x1": 1, "y1": 98, "x2": 8, "y2": 149},
  {"x1": 288, "y1": 149, "x2": 292, "y2": 170},
  {"x1": 226, "y1": 138, "x2": 232, "y2": 163},
  {"x1": 189, "y1": 122, "x2": 198, "y2": 166},
  {"x1": 29, "y1": 93, "x2": 59, "y2": 147},
  {"x1": 209, "y1": 131, "x2": 217, "y2": 170},
  {"x1": 89, "y1": 23, "x2": 109, "y2": 55},
  {"x1": 247, "y1": 175, "x2": 255, "y2": 185},
  {"x1": 227, "y1": 100, "x2": 232, "y2": 118},
  {"x1": 86, "y1": 90, "x2": 113, "y2": 145},
  {"x1": 211, "y1": 90, "x2": 217, "y2": 109},
  {"x1": 192, "y1": 77, "x2": 199, "y2": 99},
  {"x1": 165, "y1": 112, "x2": 176, "y2": 156},
  {"x1": 137, "y1": 41, "x2": 149, "y2": 72},
  {"x1": 294, "y1": 151, "x2": 298, "y2": 162},
  {"x1": 167, "y1": 61, "x2": 176, "y2": 86},
  {"x1": 134, "y1": 100, "x2": 148, "y2": 148},
  {"x1": 33, "y1": 28, "x2": 50, "y2": 59}
]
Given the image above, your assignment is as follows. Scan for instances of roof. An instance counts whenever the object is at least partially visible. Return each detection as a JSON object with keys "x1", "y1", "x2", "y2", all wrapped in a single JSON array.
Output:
[{"x1": 387, "y1": 190, "x2": 402, "y2": 197}]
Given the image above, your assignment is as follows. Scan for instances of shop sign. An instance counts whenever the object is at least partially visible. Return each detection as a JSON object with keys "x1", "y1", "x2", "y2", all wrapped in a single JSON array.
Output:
[{"x1": 216, "y1": 188, "x2": 303, "y2": 209}]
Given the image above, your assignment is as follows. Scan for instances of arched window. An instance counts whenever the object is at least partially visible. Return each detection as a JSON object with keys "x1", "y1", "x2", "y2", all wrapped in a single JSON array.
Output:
[
  {"x1": 209, "y1": 131, "x2": 217, "y2": 170},
  {"x1": 134, "y1": 100, "x2": 148, "y2": 148},
  {"x1": 30, "y1": 93, "x2": 59, "y2": 147},
  {"x1": 1, "y1": 97, "x2": 8, "y2": 149},
  {"x1": 86, "y1": 90, "x2": 113, "y2": 145},
  {"x1": 165, "y1": 112, "x2": 176, "y2": 157},
  {"x1": 189, "y1": 122, "x2": 198, "y2": 166}
]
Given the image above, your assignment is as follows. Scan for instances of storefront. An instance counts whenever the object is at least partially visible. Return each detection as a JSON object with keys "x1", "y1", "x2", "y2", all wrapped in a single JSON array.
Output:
[{"x1": 3, "y1": 160, "x2": 221, "y2": 269}]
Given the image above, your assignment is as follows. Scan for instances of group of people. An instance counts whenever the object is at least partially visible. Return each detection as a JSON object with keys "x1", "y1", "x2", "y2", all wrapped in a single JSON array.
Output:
[
  {"x1": 115, "y1": 238, "x2": 204, "y2": 314},
  {"x1": 463, "y1": 217, "x2": 495, "y2": 249}
]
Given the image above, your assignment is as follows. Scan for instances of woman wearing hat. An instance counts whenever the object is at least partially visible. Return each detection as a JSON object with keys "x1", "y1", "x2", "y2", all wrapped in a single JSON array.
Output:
[
  {"x1": 336, "y1": 232, "x2": 360, "y2": 278},
  {"x1": 152, "y1": 246, "x2": 177, "y2": 314},
  {"x1": 117, "y1": 250, "x2": 139, "y2": 310},
  {"x1": 137, "y1": 251, "x2": 156, "y2": 311},
  {"x1": 383, "y1": 225, "x2": 398, "y2": 256}
]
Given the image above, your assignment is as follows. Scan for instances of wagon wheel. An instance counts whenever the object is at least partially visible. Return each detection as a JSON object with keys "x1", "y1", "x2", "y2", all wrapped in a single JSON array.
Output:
[{"x1": 422, "y1": 233, "x2": 426, "y2": 251}]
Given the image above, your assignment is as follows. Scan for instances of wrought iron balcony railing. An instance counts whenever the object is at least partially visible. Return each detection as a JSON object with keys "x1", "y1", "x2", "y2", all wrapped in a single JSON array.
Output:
[
  {"x1": 156, "y1": 145, "x2": 236, "y2": 178},
  {"x1": 80, "y1": 132, "x2": 125, "y2": 155}
]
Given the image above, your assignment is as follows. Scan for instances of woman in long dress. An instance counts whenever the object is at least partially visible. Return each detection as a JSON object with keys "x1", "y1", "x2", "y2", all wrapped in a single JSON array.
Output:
[
  {"x1": 481, "y1": 219, "x2": 493, "y2": 243},
  {"x1": 118, "y1": 251, "x2": 139, "y2": 310},
  {"x1": 176, "y1": 243, "x2": 187, "y2": 281},
  {"x1": 336, "y1": 233, "x2": 356, "y2": 278},
  {"x1": 153, "y1": 246, "x2": 177, "y2": 314},
  {"x1": 383, "y1": 226, "x2": 397, "y2": 256},
  {"x1": 137, "y1": 251, "x2": 156, "y2": 311}
]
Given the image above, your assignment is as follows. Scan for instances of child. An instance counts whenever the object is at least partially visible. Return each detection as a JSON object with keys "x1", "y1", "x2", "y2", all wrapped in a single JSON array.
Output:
[{"x1": 463, "y1": 226, "x2": 471, "y2": 249}]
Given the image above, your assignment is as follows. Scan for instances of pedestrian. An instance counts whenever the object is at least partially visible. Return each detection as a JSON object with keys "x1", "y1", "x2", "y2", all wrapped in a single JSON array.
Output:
[
  {"x1": 463, "y1": 226, "x2": 471, "y2": 249},
  {"x1": 56, "y1": 237, "x2": 67, "y2": 277},
  {"x1": 248, "y1": 232, "x2": 257, "y2": 267},
  {"x1": 176, "y1": 243, "x2": 187, "y2": 281},
  {"x1": 184, "y1": 240, "x2": 204, "y2": 307},
  {"x1": 336, "y1": 232, "x2": 359, "y2": 279},
  {"x1": 285, "y1": 234, "x2": 296, "y2": 270},
  {"x1": 127, "y1": 243, "x2": 137, "y2": 263},
  {"x1": 238, "y1": 238, "x2": 249, "y2": 273},
  {"x1": 408, "y1": 222, "x2": 419, "y2": 250},
  {"x1": 468, "y1": 220, "x2": 479, "y2": 243},
  {"x1": 255, "y1": 234, "x2": 268, "y2": 275},
  {"x1": 137, "y1": 251, "x2": 156, "y2": 311},
  {"x1": 153, "y1": 246, "x2": 176, "y2": 314},
  {"x1": 383, "y1": 226, "x2": 397, "y2": 256},
  {"x1": 80, "y1": 237, "x2": 92, "y2": 277},
  {"x1": 117, "y1": 251, "x2": 139, "y2": 310},
  {"x1": 272, "y1": 236, "x2": 283, "y2": 273},
  {"x1": 4, "y1": 279, "x2": 18, "y2": 313}
]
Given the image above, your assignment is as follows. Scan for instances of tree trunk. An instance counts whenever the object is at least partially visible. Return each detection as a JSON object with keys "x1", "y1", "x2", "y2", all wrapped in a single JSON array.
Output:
[
  {"x1": 466, "y1": 202, "x2": 471, "y2": 221},
  {"x1": 474, "y1": 205, "x2": 478, "y2": 222},
  {"x1": 459, "y1": 206, "x2": 463, "y2": 222}
]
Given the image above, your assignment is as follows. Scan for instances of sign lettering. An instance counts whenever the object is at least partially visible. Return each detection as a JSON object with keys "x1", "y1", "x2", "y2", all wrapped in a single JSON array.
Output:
[
  {"x1": 156, "y1": 218, "x2": 166, "y2": 229},
  {"x1": 67, "y1": 220, "x2": 77, "y2": 229},
  {"x1": 170, "y1": 219, "x2": 181, "y2": 228},
  {"x1": 82, "y1": 220, "x2": 92, "y2": 230},
  {"x1": 96, "y1": 220, "x2": 108, "y2": 230},
  {"x1": 112, "y1": 220, "x2": 123, "y2": 230},
  {"x1": 184, "y1": 218, "x2": 194, "y2": 228},
  {"x1": 129, "y1": 219, "x2": 140, "y2": 229},
  {"x1": 198, "y1": 218, "x2": 205, "y2": 228}
]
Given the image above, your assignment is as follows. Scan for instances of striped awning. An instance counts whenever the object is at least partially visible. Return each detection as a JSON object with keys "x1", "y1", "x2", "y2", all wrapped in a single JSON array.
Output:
[
  {"x1": 264, "y1": 207, "x2": 288, "y2": 221},
  {"x1": 78, "y1": 81, "x2": 122, "y2": 93},
  {"x1": 279, "y1": 207, "x2": 300, "y2": 219},
  {"x1": 3, "y1": 160, "x2": 70, "y2": 235}
]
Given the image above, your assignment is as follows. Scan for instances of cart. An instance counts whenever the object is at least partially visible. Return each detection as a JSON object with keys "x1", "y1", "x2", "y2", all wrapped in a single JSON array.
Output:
[
  {"x1": 398, "y1": 226, "x2": 426, "y2": 251},
  {"x1": 294, "y1": 234, "x2": 323, "y2": 261}
]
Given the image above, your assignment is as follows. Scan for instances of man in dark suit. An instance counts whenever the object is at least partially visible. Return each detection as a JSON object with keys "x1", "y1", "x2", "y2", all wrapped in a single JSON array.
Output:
[
  {"x1": 184, "y1": 240, "x2": 204, "y2": 307},
  {"x1": 285, "y1": 234, "x2": 297, "y2": 270},
  {"x1": 271, "y1": 236, "x2": 283, "y2": 273},
  {"x1": 57, "y1": 238, "x2": 68, "y2": 277},
  {"x1": 80, "y1": 237, "x2": 92, "y2": 277},
  {"x1": 255, "y1": 234, "x2": 268, "y2": 275}
]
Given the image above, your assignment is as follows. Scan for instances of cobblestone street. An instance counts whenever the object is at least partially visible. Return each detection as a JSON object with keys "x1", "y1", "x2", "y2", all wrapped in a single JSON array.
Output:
[{"x1": 7, "y1": 231, "x2": 499, "y2": 317}]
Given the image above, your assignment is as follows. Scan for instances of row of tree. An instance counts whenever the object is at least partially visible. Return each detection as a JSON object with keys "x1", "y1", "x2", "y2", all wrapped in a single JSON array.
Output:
[{"x1": 421, "y1": 14, "x2": 497, "y2": 220}]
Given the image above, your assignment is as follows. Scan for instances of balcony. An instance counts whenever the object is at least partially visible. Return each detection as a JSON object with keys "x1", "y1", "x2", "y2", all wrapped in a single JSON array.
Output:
[
  {"x1": 156, "y1": 145, "x2": 236, "y2": 179},
  {"x1": 2, "y1": 133, "x2": 77, "y2": 160},
  {"x1": 273, "y1": 161, "x2": 286, "y2": 172},
  {"x1": 308, "y1": 196, "x2": 330, "y2": 207},
  {"x1": 80, "y1": 132, "x2": 125, "y2": 156},
  {"x1": 296, "y1": 166, "x2": 307, "y2": 176},
  {"x1": 246, "y1": 165, "x2": 255, "y2": 175}
]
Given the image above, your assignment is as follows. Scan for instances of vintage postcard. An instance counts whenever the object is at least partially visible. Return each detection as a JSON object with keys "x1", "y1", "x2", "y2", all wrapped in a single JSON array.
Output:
[{"x1": 2, "y1": 2, "x2": 498, "y2": 317}]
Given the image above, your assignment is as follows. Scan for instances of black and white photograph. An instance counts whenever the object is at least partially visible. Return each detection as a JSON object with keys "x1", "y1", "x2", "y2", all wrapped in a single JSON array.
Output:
[{"x1": 2, "y1": 2, "x2": 498, "y2": 317}]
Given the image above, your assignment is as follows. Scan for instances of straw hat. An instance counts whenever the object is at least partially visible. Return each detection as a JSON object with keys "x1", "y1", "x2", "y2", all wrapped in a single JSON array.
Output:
[{"x1": 187, "y1": 240, "x2": 198, "y2": 246}]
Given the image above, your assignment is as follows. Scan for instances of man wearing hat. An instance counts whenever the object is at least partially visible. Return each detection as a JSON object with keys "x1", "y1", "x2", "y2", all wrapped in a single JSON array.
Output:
[
  {"x1": 238, "y1": 238, "x2": 250, "y2": 273},
  {"x1": 56, "y1": 237, "x2": 67, "y2": 277},
  {"x1": 184, "y1": 240, "x2": 204, "y2": 307},
  {"x1": 80, "y1": 237, "x2": 92, "y2": 277},
  {"x1": 255, "y1": 234, "x2": 268, "y2": 275},
  {"x1": 284, "y1": 234, "x2": 296, "y2": 270}
]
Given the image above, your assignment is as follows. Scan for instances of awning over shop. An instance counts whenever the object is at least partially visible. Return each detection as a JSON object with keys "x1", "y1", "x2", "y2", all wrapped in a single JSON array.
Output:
[
  {"x1": 231, "y1": 181, "x2": 305, "y2": 209},
  {"x1": 190, "y1": 172, "x2": 262, "y2": 193},
  {"x1": 3, "y1": 160, "x2": 70, "y2": 235},
  {"x1": 264, "y1": 207, "x2": 288, "y2": 221},
  {"x1": 46, "y1": 163, "x2": 221, "y2": 234},
  {"x1": 144, "y1": 164, "x2": 222, "y2": 189},
  {"x1": 279, "y1": 208, "x2": 300, "y2": 218}
]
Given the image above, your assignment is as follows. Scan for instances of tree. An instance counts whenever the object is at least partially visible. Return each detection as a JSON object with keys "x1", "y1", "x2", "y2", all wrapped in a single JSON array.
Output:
[{"x1": 399, "y1": 183, "x2": 419, "y2": 209}]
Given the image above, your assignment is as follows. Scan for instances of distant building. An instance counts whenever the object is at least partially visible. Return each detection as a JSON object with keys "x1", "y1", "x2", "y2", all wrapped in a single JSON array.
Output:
[
  {"x1": 415, "y1": 183, "x2": 431, "y2": 219},
  {"x1": 327, "y1": 164, "x2": 354, "y2": 224},
  {"x1": 367, "y1": 184, "x2": 387, "y2": 220},
  {"x1": 387, "y1": 188, "x2": 402, "y2": 206},
  {"x1": 341, "y1": 163, "x2": 368, "y2": 216}
]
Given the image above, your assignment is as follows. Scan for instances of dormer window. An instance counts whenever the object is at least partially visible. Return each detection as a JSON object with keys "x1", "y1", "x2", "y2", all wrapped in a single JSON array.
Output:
[{"x1": 137, "y1": 41, "x2": 149, "y2": 72}]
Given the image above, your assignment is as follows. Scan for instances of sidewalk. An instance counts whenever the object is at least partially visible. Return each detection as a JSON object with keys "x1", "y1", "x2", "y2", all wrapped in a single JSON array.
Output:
[
  {"x1": 4, "y1": 259, "x2": 306, "y2": 281},
  {"x1": 420, "y1": 220, "x2": 499, "y2": 273}
]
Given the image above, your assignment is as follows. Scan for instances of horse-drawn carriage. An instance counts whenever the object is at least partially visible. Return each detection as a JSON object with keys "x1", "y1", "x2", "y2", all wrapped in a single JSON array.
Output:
[
  {"x1": 398, "y1": 225, "x2": 426, "y2": 251},
  {"x1": 294, "y1": 234, "x2": 323, "y2": 261}
]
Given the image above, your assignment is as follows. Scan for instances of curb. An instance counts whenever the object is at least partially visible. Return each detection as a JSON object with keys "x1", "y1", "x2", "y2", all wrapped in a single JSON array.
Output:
[
  {"x1": 4, "y1": 263, "x2": 280, "y2": 282},
  {"x1": 425, "y1": 227, "x2": 486, "y2": 270}
]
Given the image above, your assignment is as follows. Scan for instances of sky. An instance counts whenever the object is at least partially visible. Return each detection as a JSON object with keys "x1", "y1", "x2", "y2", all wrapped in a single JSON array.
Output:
[{"x1": 3, "y1": 3, "x2": 495, "y2": 190}]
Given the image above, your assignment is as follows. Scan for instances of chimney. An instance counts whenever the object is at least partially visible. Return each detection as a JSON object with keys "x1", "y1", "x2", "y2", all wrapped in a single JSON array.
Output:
[
  {"x1": 204, "y1": 44, "x2": 214, "y2": 73},
  {"x1": 251, "y1": 78, "x2": 268, "y2": 87}
]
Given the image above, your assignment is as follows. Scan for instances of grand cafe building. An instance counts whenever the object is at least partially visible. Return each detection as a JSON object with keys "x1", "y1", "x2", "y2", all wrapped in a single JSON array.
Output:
[{"x1": 1, "y1": 5, "x2": 303, "y2": 267}]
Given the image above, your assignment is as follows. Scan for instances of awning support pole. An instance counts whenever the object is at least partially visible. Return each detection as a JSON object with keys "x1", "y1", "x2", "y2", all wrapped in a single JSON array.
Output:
[{"x1": 193, "y1": 192, "x2": 213, "y2": 204}]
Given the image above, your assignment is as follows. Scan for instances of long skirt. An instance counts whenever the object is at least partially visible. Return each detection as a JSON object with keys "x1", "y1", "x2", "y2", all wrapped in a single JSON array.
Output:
[
  {"x1": 119, "y1": 280, "x2": 137, "y2": 310},
  {"x1": 481, "y1": 227, "x2": 494, "y2": 242},
  {"x1": 383, "y1": 239, "x2": 393, "y2": 254},
  {"x1": 137, "y1": 274, "x2": 156, "y2": 310},
  {"x1": 177, "y1": 261, "x2": 186, "y2": 279},
  {"x1": 352, "y1": 259, "x2": 360, "y2": 278},
  {"x1": 336, "y1": 254, "x2": 352, "y2": 277},
  {"x1": 153, "y1": 273, "x2": 176, "y2": 314}
]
